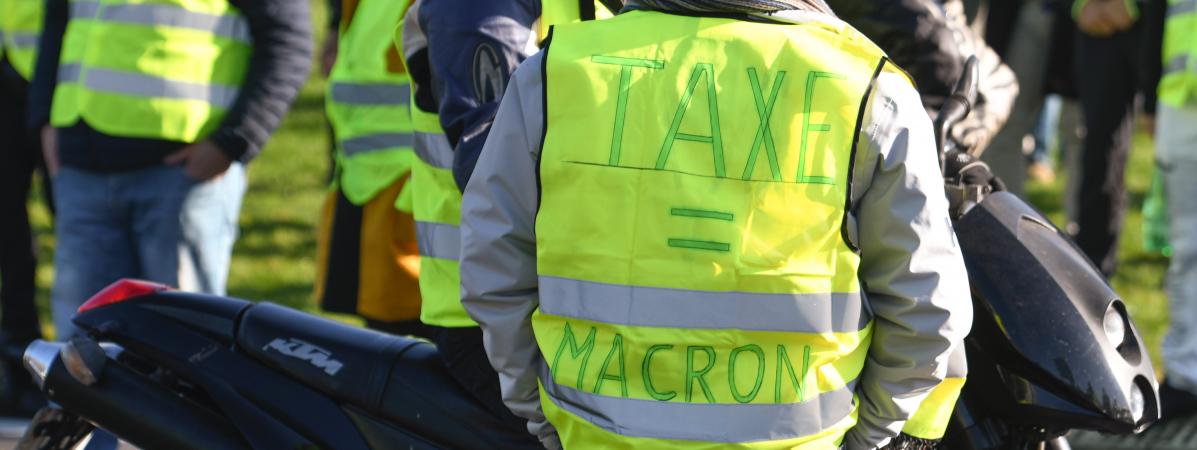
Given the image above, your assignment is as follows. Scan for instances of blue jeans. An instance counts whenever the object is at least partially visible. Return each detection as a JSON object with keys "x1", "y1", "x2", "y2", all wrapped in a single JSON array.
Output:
[
  {"x1": 50, "y1": 163, "x2": 246, "y2": 339},
  {"x1": 1158, "y1": 103, "x2": 1197, "y2": 392}
]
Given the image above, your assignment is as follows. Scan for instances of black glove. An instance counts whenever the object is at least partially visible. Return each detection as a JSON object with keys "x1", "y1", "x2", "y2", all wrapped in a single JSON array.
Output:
[{"x1": 881, "y1": 433, "x2": 941, "y2": 450}]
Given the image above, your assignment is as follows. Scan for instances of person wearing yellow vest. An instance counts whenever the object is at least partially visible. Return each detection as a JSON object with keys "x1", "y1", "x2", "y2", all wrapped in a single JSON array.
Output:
[
  {"x1": 459, "y1": 1, "x2": 973, "y2": 448},
  {"x1": 401, "y1": 1, "x2": 615, "y2": 448},
  {"x1": 1143, "y1": 0, "x2": 1197, "y2": 420},
  {"x1": 0, "y1": 0, "x2": 50, "y2": 417},
  {"x1": 313, "y1": 0, "x2": 431, "y2": 339},
  {"x1": 26, "y1": 0, "x2": 312, "y2": 339}
]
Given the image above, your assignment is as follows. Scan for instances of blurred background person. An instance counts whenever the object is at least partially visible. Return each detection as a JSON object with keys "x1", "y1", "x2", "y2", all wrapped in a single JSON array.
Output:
[
  {"x1": 980, "y1": 0, "x2": 1060, "y2": 197},
  {"x1": 28, "y1": 0, "x2": 312, "y2": 339},
  {"x1": 314, "y1": 0, "x2": 429, "y2": 338},
  {"x1": 1071, "y1": 0, "x2": 1150, "y2": 276},
  {"x1": 0, "y1": 0, "x2": 49, "y2": 417},
  {"x1": 402, "y1": 1, "x2": 614, "y2": 447},
  {"x1": 1143, "y1": 0, "x2": 1197, "y2": 420},
  {"x1": 322, "y1": 0, "x2": 342, "y2": 182},
  {"x1": 829, "y1": 0, "x2": 1017, "y2": 158}
]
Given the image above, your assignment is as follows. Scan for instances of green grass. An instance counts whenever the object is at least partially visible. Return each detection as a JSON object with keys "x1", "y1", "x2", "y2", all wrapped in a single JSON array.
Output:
[{"x1": 18, "y1": 0, "x2": 1172, "y2": 369}]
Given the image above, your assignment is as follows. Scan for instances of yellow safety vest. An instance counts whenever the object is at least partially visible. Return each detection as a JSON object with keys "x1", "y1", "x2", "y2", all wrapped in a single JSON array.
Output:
[
  {"x1": 50, "y1": 0, "x2": 98, "y2": 130},
  {"x1": 410, "y1": 0, "x2": 613, "y2": 328},
  {"x1": 903, "y1": 348, "x2": 966, "y2": 440},
  {"x1": 326, "y1": 0, "x2": 415, "y2": 206},
  {"x1": 1161, "y1": 0, "x2": 1197, "y2": 107},
  {"x1": 536, "y1": 10, "x2": 889, "y2": 448},
  {"x1": 51, "y1": 0, "x2": 251, "y2": 143},
  {"x1": 0, "y1": 0, "x2": 43, "y2": 80}
]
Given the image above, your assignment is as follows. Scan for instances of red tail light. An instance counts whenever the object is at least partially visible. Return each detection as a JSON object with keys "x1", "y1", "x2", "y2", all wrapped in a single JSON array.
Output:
[{"x1": 77, "y1": 279, "x2": 171, "y2": 313}]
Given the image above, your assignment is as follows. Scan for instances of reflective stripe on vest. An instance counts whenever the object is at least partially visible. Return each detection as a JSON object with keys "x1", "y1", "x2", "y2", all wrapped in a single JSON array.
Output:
[
  {"x1": 1166, "y1": 54, "x2": 1191, "y2": 75},
  {"x1": 330, "y1": 82, "x2": 412, "y2": 106},
  {"x1": 99, "y1": 3, "x2": 250, "y2": 42},
  {"x1": 1171, "y1": 0, "x2": 1197, "y2": 16},
  {"x1": 1161, "y1": 0, "x2": 1197, "y2": 106},
  {"x1": 58, "y1": 63, "x2": 82, "y2": 83},
  {"x1": 539, "y1": 276, "x2": 871, "y2": 333},
  {"x1": 72, "y1": 0, "x2": 101, "y2": 19},
  {"x1": 52, "y1": 0, "x2": 251, "y2": 142},
  {"x1": 415, "y1": 221, "x2": 461, "y2": 260},
  {"x1": 414, "y1": 132, "x2": 454, "y2": 169},
  {"x1": 325, "y1": 0, "x2": 414, "y2": 205},
  {"x1": 5, "y1": 32, "x2": 38, "y2": 47},
  {"x1": 538, "y1": 361, "x2": 859, "y2": 442},
  {"x1": 342, "y1": 133, "x2": 416, "y2": 156},
  {"x1": 82, "y1": 67, "x2": 239, "y2": 107},
  {"x1": 536, "y1": 10, "x2": 890, "y2": 447}
]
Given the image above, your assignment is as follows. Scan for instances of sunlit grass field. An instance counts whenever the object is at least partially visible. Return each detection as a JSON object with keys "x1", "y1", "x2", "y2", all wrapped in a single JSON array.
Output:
[{"x1": 22, "y1": 1, "x2": 1171, "y2": 371}]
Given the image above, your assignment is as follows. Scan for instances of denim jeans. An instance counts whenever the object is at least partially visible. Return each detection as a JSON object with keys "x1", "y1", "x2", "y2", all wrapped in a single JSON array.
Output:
[
  {"x1": 50, "y1": 163, "x2": 246, "y2": 339},
  {"x1": 1158, "y1": 103, "x2": 1197, "y2": 392}
]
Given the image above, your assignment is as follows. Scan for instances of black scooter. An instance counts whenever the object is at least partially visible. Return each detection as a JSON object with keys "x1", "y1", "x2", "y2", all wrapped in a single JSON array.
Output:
[{"x1": 16, "y1": 60, "x2": 1158, "y2": 449}]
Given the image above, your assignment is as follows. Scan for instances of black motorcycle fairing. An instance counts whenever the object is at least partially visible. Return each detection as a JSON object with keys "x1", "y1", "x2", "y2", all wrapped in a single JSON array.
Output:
[
  {"x1": 953, "y1": 192, "x2": 1159, "y2": 433},
  {"x1": 73, "y1": 291, "x2": 251, "y2": 346},
  {"x1": 236, "y1": 302, "x2": 544, "y2": 449},
  {"x1": 70, "y1": 298, "x2": 373, "y2": 450}
]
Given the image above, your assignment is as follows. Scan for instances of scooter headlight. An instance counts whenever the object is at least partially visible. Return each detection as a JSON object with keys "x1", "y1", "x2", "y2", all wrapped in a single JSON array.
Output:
[
  {"x1": 1129, "y1": 385, "x2": 1146, "y2": 422},
  {"x1": 1104, "y1": 302, "x2": 1126, "y2": 348}
]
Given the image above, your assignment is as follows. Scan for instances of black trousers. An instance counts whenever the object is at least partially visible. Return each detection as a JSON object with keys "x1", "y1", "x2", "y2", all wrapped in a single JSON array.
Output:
[
  {"x1": 0, "y1": 58, "x2": 46, "y2": 343},
  {"x1": 1073, "y1": 25, "x2": 1140, "y2": 277},
  {"x1": 432, "y1": 326, "x2": 543, "y2": 448}
]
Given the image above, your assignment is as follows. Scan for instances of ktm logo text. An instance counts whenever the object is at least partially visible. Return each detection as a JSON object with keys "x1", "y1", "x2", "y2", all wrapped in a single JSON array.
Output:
[{"x1": 264, "y1": 338, "x2": 345, "y2": 376}]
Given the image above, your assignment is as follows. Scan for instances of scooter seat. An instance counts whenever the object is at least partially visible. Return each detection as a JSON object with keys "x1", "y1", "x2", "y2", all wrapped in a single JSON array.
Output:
[{"x1": 237, "y1": 302, "x2": 414, "y2": 411}]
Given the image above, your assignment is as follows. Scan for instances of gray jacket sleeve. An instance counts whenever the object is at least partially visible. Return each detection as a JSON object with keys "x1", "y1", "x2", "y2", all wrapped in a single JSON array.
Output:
[
  {"x1": 842, "y1": 71, "x2": 973, "y2": 450},
  {"x1": 459, "y1": 52, "x2": 560, "y2": 450},
  {"x1": 461, "y1": 53, "x2": 971, "y2": 450}
]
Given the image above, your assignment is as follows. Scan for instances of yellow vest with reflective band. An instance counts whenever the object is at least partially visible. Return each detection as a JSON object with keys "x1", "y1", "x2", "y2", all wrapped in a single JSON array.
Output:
[
  {"x1": 50, "y1": 0, "x2": 100, "y2": 129},
  {"x1": 409, "y1": 0, "x2": 610, "y2": 328},
  {"x1": 409, "y1": 91, "x2": 467, "y2": 327},
  {"x1": 536, "y1": 10, "x2": 890, "y2": 448},
  {"x1": 1161, "y1": 0, "x2": 1197, "y2": 107},
  {"x1": 327, "y1": 0, "x2": 415, "y2": 207},
  {"x1": 902, "y1": 347, "x2": 966, "y2": 440},
  {"x1": 51, "y1": 0, "x2": 251, "y2": 143},
  {"x1": 0, "y1": 0, "x2": 44, "y2": 80}
]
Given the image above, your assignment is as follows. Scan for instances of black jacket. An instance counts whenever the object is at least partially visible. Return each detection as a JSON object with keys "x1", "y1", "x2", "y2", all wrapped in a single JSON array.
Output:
[
  {"x1": 828, "y1": 0, "x2": 968, "y2": 112},
  {"x1": 28, "y1": 0, "x2": 313, "y2": 172},
  {"x1": 828, "y1": 0, "x2": 1017, "y2": 153}
]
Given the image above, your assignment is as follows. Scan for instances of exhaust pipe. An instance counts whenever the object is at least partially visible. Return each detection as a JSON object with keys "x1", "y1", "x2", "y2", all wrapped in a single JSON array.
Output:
[
  {"x1": 21, "y1": 339, "x2": 250, "y2": 450},
  {"x1": 23, "y1": 340, "x2": 62, "y2": 390}
]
